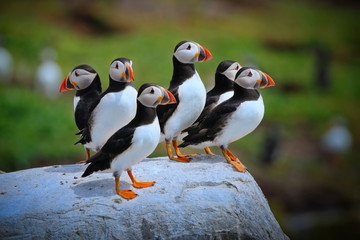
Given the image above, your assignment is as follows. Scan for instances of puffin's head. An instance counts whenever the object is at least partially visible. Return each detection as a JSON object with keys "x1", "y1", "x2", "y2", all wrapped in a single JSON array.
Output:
[
  {"x1": 234, "y1": 67, "x2": 275, "y2": 89},
  {"x1": 109, "y1": 57, "x2": 134, "y2": 82},
  {"x1": 173, "y1": 40, "x2": 212, "y2": 64},
  {"x1": 217, "y1": 60, "x2": 242, "y2": 81},
  {"x1": 59, "y1": 64, "x2": 98, "y2": 92},
  {"x1": 137, "y1": 83, "x2": 176, "y2": 108}
]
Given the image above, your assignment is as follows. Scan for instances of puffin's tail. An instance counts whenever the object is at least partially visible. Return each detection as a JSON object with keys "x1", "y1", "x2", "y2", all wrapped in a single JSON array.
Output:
[
  {"x1": 81, "y1": 152, "x2": 111, "y2": 177},
  {"x1": 178, "y1": 141, "x2": 190, "y2": 148},
  {"x1": 179, "y1": 129, "x2": 210, "y2": 148}
]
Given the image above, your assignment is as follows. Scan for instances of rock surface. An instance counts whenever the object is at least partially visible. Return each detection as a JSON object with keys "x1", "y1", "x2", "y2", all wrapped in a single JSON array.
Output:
[{"x1": 0, "y1": 155, "x2": 288, "y2": 240}]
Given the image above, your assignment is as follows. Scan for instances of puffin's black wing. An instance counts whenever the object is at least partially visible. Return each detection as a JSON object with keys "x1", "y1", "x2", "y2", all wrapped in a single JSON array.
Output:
[
  {"x1": 156, "y1": 86, "x2": 180, "y2": 133},
  {"x1": 180, "y1": 99, "x2": 239, "y2": 147},
  {"x1": 81, "y1": 126, "x2": 135, "y2": 177}
]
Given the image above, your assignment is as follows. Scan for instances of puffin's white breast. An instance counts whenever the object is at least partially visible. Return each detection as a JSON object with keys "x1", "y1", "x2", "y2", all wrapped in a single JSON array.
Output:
[
  {"x1": 163, "y1": 71, "x2": 206, "y2": 140},
  {"x1": 111, "y1": 118, "x2": 160, "y2": 172},
  {"x1": 217, "y1": 91, "x2": 234, "y2": 106},
  {"x1": 86, "y1": 86, "x2": 137, "y2": 150},
  {"x1": 215, "y1": 95, "x2": 264, "y2": 147},
  {"x1": 74, "y1": 96, "x2": 80, "y2": 112}
]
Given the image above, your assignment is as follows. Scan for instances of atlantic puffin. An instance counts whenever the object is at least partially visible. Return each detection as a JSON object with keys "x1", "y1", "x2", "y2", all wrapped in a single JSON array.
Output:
[
  {"x1": 76, "y1": 58, "x2": 137, "y2": 155},
  {"x1": 59, "y1": 64, "x2": 102, "y2": 162},
  {"x1": 182, "y1": 60, "x2": 241, "y2": 155},
  {"x1": 82, "y1": 83, "x2": 176, "y2": 199},
  {"x1": 157, "y1": 40, "x2": 212, "y2": 162},
  {"x1": 179, "y1": 67, "x2": 275, "y2": 172}
]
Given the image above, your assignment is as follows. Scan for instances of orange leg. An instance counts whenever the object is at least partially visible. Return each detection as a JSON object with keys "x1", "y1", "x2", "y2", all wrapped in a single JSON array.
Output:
[
  {"x1": 166, "y1": 141, "x2": 191, "y2": 162},
  {"x1": 76, "y1": 148, "x2": 90, "y2": 164},
  {"x1": 115, "y1": 176, "x2": 137, "y2": 199},
  {"x1": 204, "y1": 147, "x2": 215, "y2": 155},
  {"x1": 172, "y1": 140, "x2": 197, "y2": 158},
  {"x1": 127, "y1": 170, "x2": 155, "y2": 189},
  {"x1": 222, "y1": 148, "x2": 247, "y2": 173}
]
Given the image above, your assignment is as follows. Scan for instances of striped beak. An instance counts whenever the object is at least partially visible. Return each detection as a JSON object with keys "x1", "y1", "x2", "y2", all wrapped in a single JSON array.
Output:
[
  {"x1": 59, "y1": 74, "x2": 75, "y2": 92},
  {"x1": 197, "y1": 45, "x2": 213, "y2": 62},
  {"x1": 159, "y1": 87, "x2": 176, "y2": 105}
]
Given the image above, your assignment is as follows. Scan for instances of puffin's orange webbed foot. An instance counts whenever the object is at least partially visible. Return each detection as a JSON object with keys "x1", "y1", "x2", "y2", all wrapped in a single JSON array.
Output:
[
  {"x1": 229, "y1": 160, "x2": 247, "y2": 173},
  {"x1": 76, "y1": 160, "x2": 86, "y2": 164},
  {"x1": 166, "y1": 142, "x2": 192, "y2": 162},
  {"x1": 117, "y1": 189, "x2": 138, "y2": 199},
  {"x1": 222, "y1": 148, "x2": 247, "y2": 173},
  {"x1": 173, "y1": 140, "x2": 197, "y2": 158},
  {"x1": 133, "y1": 181, "x2": 156, "y2": 189},
  {"x1": 127, "y1": 170, "x2": 156, "y2": 189},
  {"x1": 115, "y1": 176, "x2": 137, "y2": 200},
  {"x1": 204, "y1": 147, "x2": 215, "y2": 155},
  {"x1": 172, "y1": 157, "x2": 192, "y2": 163}
]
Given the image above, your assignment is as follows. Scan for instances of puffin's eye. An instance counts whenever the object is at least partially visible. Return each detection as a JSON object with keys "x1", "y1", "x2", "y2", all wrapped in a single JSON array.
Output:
[
  {"x1": 150, "y1": 88, "x2": 155, "y2": 94},
  {"x1": 235, "y1": 65, "x2": 239, "y2": 70},
  {"x1": 75, "y1": 71, "x2": 79, "y2": 77},
  {"x1": 186, "y1": 45, "x2": 191, "y2": 50},
  {"x1": 247, "y1": 71, "x2": 253, "y2": 77},
  {"x1": 115, "y1": 63, "x2": 119, "y2": 69}
]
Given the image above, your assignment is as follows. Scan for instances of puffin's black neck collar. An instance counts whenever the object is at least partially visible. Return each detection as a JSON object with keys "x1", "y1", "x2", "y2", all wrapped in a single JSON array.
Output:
[{"x1": 169, "y1": 56, "x2": 196, "y2": 87}]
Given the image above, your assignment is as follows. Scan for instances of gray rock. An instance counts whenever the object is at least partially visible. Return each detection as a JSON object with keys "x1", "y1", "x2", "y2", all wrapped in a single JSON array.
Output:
[{"x1": 0, "y1": 155, "x2": 288, "y2": 240}]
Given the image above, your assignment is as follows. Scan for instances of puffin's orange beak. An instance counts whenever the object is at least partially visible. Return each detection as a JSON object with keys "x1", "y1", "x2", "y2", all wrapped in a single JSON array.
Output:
[
  {"x1": 264, "y1": 72, "x2": 275, "y2": 87},
  {"x1": 126, "y1": 63, "x2": 135, "y2": 82},
  {"x1": 164, "y1": 89, "x2": 176, "y2": 104},
  {"x1": 159, "y1": 88, "x2": 176, "y2": 105},
  {"x1": 59, "y1": 74, "x2": 73, "y2": 92},
  {"x1": 198, "y1": 45, "x2": 213, "y2": 62}
]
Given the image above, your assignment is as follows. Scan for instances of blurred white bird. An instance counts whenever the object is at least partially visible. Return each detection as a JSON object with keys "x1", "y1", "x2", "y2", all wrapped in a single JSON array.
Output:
[
  {"x1": 322, "y1": 116, "x2": 352, "y2": 154},
  {"x1": 0, "y1": 44, "x2": 13, "y2": 83},
  {"x1": 35, "y1": 47, "x2": 62, "y2": 99}
]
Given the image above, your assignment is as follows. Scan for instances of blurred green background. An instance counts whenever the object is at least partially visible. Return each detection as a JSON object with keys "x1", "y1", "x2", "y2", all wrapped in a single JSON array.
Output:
[{"x1": 0, "y1": 0, "x2": 359, "y2": 239}]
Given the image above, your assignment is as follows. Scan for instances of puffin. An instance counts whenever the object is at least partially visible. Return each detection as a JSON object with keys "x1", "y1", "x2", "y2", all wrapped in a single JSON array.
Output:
[
  {"x1": 157, "y1": 40, "x2": 212, "y2": 162},
  {"x1": 59, "y1": 64, "x2": 102, "y2": 162},
  {"x1": 182, "y1": 60, "x2": 241, "y2": 155},
  {"x1": 82, "y1": 83, "x2": 176, "y2": 199},
  {"x1": 76, "y1": 57, "x2": 137, "y2": 156},
  {"x1": 179, "y1": 67, "x2": 275, "y2": 172}
]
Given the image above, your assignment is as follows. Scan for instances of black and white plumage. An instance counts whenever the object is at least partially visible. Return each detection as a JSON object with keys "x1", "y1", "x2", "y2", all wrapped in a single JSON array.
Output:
[
  {"x1": 182, "y1": 60, "x2": 241, "y2": 154},
  {"x1": 59, "y1": 64, "x2": 102, "y2": 161},
  {"x1": 76, "y1": 58, "x2": 137, "y2": 154},
  {"x1": 156, "y1": 40, "x2": 213, "y2": 162},
  {"x1": 179, "y1": 67, "x2": 275, "y2": 172},
  {"x1": 82, "y1": 83, "x2": 176, "y2": 199}
]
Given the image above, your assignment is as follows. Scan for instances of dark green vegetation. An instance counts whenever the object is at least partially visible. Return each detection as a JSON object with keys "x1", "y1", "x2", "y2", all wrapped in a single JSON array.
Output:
[{"x1": 0, "y1": 0, "x2": 359, "y2": 239}]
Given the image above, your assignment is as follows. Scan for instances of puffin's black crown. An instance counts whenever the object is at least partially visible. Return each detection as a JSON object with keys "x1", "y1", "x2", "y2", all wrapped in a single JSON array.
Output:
[
  {"x1": 137, "y1": 83, "x2": 159, "y2": 97},
  {"x1": 111, "y1": 57, "x2": 131, "y2": 64},
  {"x1": 174, "y1": 40, "x2": 195, "y2": 52},
  {"x1": 216, "y1": 60, "x2": 236, "y2": 73},
  {"x1": 73, "y1": 64, "x2": 97, "y2": 74}
]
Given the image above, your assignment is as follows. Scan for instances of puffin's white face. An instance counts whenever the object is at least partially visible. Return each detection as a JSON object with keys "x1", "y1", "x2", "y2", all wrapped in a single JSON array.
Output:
[
  {"x1": 68, "y1": 68, "x2": 97, "y2": 90},
  {"x1": 235, "y1": 68, "x2": 275, "y2": 89},
  {"x1": 109, "y1": 60, "x2": 134, "y2": 82},
  {"x1": 138, "y1": 85, "x2": 176, "y2": 108},
  {"x1": 173, "y1": 41, "x2": 212, "y2": 64},
  {"x1": 222, "y1": 62, "x2": 242, "y2": 81},
  {"x1": 234, "y1": 68, "x2": 262, "y2": 89}
]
